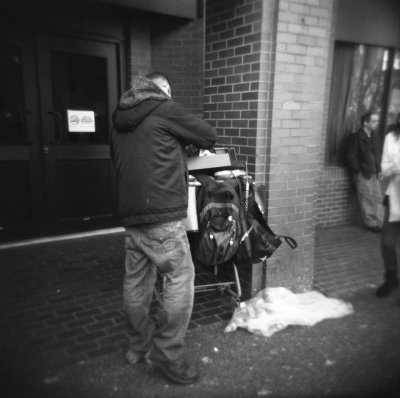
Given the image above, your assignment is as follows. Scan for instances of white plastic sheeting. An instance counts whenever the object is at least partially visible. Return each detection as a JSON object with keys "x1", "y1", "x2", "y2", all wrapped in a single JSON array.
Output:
[{"x1": 224, "y1": 287, "x2": 354, "y2": 337}]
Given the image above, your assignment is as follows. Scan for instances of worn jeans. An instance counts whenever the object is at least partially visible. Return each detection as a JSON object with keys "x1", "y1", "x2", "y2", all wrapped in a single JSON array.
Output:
[
  {"x1": 381, "y1": 199, "x2": 400, "y2": 272},
  {"x1": 123, "y1": 219, "x2": 194, "y2": 364}
]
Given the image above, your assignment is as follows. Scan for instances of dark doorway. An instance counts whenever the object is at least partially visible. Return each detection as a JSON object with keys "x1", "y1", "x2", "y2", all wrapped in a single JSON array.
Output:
[{"x1": 0, "y1": 31, "x2": 120, "y2": 242}]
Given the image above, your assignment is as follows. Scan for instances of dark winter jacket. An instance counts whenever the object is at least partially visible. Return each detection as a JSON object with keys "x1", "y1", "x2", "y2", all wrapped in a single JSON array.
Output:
[
  {"x1": 110, "y1": 77, "x2": 217, "y2": 226},
  {"x1": 346, "y1": 128, "x2": 381, "y2": 179}
]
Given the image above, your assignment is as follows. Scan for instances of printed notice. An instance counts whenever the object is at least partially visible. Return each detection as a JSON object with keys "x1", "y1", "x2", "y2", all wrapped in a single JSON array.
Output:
[{"x1": 67, "y1": 110, "x2": 96, "y2": 133}]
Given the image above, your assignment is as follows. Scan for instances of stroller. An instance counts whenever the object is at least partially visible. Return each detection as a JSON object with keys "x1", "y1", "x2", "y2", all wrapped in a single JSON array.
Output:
[
  {"x1": 155, "y1": 169, "x2": 246, "y2": 312},
  {"x1": 157, "y1": 159, "x2": 297, "y2": 313},
  {"x1": 155, "y1": 167, "x2": 247, "y2": 312},
  {"x1": 189, "y1": 164, "x2": 297, "y2": 312}
]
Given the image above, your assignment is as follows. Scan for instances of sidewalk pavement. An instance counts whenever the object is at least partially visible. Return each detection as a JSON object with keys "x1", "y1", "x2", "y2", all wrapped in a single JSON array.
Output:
[{"x1": 1, "y1": 224, "x2": 399, "y2": 398}]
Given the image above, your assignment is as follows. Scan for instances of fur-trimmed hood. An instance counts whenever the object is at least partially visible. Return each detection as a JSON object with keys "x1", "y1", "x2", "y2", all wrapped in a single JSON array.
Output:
[
  {"x1": 113, "y1": 76, "x2": 170, "y2": 133},
  {"x1": 119, "y1": 76, "x2": 170, "y2": 109}
]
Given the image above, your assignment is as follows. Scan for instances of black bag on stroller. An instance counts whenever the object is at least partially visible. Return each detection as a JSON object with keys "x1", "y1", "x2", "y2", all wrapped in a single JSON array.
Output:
[
  {"x1": 192, "y1": 173, "x2": 242, "y2": 266},
  {"x1": 234, "y1": 175, "x2": 297, "y2": 266}
]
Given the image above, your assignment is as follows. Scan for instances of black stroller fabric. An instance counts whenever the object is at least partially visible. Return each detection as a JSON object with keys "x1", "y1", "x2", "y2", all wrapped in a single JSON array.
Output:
[
  {"x1": 234, "y1": 175, "x2": 297, "y2": 266},
  {"x1": 192, "y1": 172, "x2": 297, "y2": 267},
  {"x1": 192, "y1": 173, "x2": 242, "y2": 266}
]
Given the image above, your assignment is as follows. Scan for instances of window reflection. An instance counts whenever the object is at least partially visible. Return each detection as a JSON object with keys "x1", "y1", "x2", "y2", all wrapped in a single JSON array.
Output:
[
  {"x1": 326, "y1": 42, "x2": 398, "y2": 164},
  {"x1": 386, "y1": 50, "x2": 400, "y2": 128}
]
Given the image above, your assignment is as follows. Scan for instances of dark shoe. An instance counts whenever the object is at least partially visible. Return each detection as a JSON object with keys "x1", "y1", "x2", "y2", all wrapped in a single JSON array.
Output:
[
  {"x1": 376, "y1": 279, "x2": 399, "y2": 298},
  {"x1": 125, "y1": 349, "x2": 146, "y2": 365},
  {"x1": 146, "y1": 355, "x2": 199, "y2": 385}
]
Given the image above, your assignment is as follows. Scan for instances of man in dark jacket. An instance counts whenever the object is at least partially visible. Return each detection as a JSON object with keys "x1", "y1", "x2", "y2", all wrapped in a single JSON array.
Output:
[
  {"x1": 110, "y1": 72, "x2": 217, "y2": 384},
  {"x1": 346, "y1": 112, "x2": 384, "y2": 231}
]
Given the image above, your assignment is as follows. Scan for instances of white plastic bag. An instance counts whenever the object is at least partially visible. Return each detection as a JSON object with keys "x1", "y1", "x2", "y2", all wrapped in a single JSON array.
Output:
[{"x1": 224, "y1": 287, "x2": 353, "y2": 337}]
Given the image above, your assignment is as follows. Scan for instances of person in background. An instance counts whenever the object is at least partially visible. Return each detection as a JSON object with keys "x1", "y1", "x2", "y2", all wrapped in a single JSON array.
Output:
[
  {"x1": 376, "y1": 119, "x2": 400, "y2": 297},
  {"x1": 346, "y1": 112, "x2": 384, "y2": 232},
  {"x1": 110, "y1": 71, "x2": 217, "y2": 384}
]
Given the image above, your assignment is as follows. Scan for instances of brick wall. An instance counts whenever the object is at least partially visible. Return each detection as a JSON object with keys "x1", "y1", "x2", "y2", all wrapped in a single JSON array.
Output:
[
  {"x1": 315, "y1": 167, "x2": 357, "y2": 228},
  {"x1": 204, "y1": 0, "x2": 336, "y2": 292},
  {"x1": 151, "y1": 15, "x2": 205, "y2": 118},
  {"x1": 204, "y1": 0, "x2": 268, "y2": 176},
  {"x1": 126, "y1": 12, "x2": 204, "y2": 118},
  {"x1": 265, "y1": 0, "x2": 335, "y2": 292},
  {"x1": 204, "y1": 0, "x2": 276, "y2": 296},
  {"x1": 315, "y1": 166, "x2": 357, "y2": 227}
]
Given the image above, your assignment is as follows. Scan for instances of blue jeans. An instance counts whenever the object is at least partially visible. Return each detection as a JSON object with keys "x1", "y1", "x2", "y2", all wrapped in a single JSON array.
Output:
[{"x1": 123, "y1": 219, "x2": 194, "y2": 363}]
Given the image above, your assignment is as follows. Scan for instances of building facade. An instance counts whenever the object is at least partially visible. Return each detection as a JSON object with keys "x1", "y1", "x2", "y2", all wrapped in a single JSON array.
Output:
[{"x1": 1, "y1": 0, "x2": 399, "y2": 295}]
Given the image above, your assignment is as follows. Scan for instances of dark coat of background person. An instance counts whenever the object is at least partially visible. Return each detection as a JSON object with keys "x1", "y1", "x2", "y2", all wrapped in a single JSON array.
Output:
[{"x1": 346, "y1": 128, "x2": 381, "y2": 179}]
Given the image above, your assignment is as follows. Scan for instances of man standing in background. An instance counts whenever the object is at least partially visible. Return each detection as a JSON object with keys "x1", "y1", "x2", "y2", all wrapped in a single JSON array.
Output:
[{"x1": 346, "y1": 112, "x2": 384, "y2": 232}]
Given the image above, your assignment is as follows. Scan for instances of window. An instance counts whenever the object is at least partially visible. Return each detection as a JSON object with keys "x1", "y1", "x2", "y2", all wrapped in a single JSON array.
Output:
[
  {"x1": 326, "y1": 42, "x2": 400, "y2": 164},
  {"x1": 386, "y1": 51, "x2": 400, "y2": 127}
]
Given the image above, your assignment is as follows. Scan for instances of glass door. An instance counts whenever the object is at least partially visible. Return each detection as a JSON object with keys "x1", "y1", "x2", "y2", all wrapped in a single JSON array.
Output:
[{"x1": 36, "y1": 34, "x2": 119, "y2": 230}]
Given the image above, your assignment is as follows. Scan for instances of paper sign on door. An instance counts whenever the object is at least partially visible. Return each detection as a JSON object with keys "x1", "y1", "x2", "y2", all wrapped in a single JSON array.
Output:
[{"x1": 67, "y1": 110, "x2": 96, "y2": 133}]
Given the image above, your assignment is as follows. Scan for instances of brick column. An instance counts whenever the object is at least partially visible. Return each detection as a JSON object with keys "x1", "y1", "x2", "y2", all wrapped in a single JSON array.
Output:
[
  {"x1": 205, "y1": 0, "x2": 335, "y2": 294},
  {"x1": 205, "y1": 0, "x2": 276, "y2": 298},
  {"x1": 266, "y1": 0, "x2": 334, "y2": 292}
]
